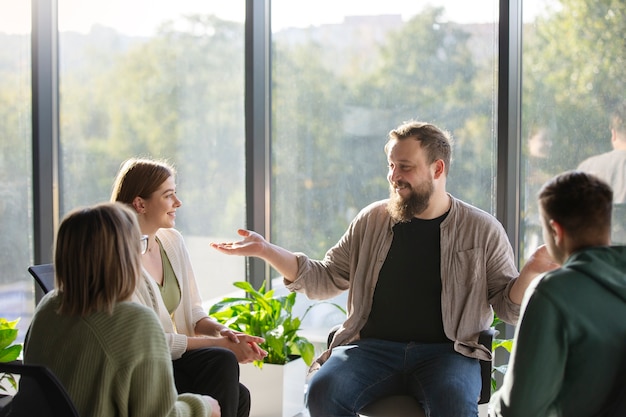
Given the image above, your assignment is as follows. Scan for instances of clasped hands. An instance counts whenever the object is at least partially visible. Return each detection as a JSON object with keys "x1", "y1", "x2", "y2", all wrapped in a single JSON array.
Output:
[{"x1": 217, "y1": 328, "x2": 268, "y2": 364}]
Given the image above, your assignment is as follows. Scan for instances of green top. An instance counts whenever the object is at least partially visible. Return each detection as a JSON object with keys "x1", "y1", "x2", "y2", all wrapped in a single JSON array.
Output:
[
  {"x1": 490, "y1": 246, "x2": 626, "y2": 417},
  {"x1": 157, "y1": 237, "x2": 182, "y2": 315},
  {"x1": 21, "y1": 293, "x2": 211, "y2": 417}
]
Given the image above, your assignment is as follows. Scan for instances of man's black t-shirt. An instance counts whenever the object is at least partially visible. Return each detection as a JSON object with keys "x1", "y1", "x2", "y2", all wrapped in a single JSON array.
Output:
[{"x1": 360, "y1": 212, "x2": 450, "y2": 343}]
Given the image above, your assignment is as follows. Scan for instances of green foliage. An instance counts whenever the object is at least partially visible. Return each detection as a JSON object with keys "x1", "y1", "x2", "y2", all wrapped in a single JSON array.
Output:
[
  {"x1": 0, "y1": 43, "x2": 32, "y2": 285},
  {"x1": 490, "y1": 315, "x2": 515, "y2": 391},
  {"x1": 209, "y1": 281, "x2": 344, "y2": 368},
  {"x1": 272, "y1": 40, "x2": 359, "y2": 258},
  {"x1": 0, "y1": 318, "x2": 22, "y2": 393},
  {"x1": 58, "y1": 15, "x2": 247, "y2": 237},
  {"x1": 271, "y1": 6, "x2": 498, "y2": 257},
  {"x1": 522, "y1": 0, "x2": 626, "y2": 171}
]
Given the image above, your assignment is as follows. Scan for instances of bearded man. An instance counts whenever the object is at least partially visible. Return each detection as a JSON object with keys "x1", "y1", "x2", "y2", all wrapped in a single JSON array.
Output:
[{"x1": 211, "y1": 120, "x2": 555, "y2": 417}]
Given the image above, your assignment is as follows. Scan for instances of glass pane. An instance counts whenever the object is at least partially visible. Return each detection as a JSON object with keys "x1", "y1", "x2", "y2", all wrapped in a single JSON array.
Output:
[
  {"x1": 0, "y1": 2, "x2": 33, "y2": 343},
  {"x1": 57, "y1": 1, "x2": 246, "y2": 304},
  {"x1": 271, "y1": 0, "x2": 499, "y2": 344},
  {"x1": 520, "y1": 0, "x2": 626, "y2": 259}
]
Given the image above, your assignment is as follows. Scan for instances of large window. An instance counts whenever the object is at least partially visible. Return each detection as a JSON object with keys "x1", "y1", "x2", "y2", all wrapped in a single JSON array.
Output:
[
  {"x1": 519, "y1": 0, "x2": 626, "y2": 260},
  {"x1": 0, "y1": 2, "x2": 33, "y2": 340},
  {"x1": 271, "y1": 0, "x2": 500, "y2": 257},
  {"x1": 57, "y1": 0, "x2": 246, "y2": 303},
  {"x1": 270, "y1": 0, "x2": 499, "y2": 340},
  {"x1": 2, "y1": 0, "x2": 625, "y2": 380}
]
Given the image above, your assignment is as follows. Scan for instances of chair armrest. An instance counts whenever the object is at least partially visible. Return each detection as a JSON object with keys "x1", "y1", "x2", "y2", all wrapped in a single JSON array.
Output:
[
  {"x1": 478, "y1": 327, "x2": 495, "y2": 404},
  {"x1": 327, "y1": 324, "x2": 341, "y2": 348},
  {"x1": 478, "y1": 327, "x2": 495, "y2": 352}
]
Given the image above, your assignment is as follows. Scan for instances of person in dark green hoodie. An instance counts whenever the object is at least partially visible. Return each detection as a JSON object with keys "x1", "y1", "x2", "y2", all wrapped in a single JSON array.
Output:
[{"x1": 490, "y1": 170, "x2": 626, "y2": 417}]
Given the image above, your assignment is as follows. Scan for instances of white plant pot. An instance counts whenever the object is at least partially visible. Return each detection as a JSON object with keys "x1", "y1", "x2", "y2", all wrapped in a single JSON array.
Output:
[{"x1": 240, "y1": 357, "x2": 307, "y2": 417}]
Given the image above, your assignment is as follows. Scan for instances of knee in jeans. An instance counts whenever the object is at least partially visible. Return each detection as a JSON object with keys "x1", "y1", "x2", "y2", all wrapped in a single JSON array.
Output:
[
  {"x1": 428, "y1": 376, "x2": 480, "y2": 406},
  {"x1": 307, "y1": 370, "x2": 340, "y2": 402}
]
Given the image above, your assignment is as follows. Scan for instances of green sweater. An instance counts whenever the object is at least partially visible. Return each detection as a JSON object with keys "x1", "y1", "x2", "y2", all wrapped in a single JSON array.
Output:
[
  {"x1": 490, "y1": 246, "x2": 626, "y2": 416},
  {"x1": 22, "y1": 293, "x2": 211, "y2": 417}
]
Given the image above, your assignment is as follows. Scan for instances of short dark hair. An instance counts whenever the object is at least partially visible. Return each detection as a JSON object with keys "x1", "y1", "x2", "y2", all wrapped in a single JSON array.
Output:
[
  {"x1": 385, "y1": 121, "x2": 452, "y2": 174},
  {"x1": 538, "y1": 170, "x2": 613, "y2": 237}
]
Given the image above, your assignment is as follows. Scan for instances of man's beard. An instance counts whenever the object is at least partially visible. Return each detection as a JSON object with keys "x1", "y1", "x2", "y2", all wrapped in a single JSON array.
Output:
[{"x1": 387, "y1": 179, "x2": 434, "y2": 222}]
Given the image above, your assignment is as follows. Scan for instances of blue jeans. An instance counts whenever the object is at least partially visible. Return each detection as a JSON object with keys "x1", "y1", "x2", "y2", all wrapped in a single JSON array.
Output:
[{"x1": 307, "y1": 339, "x2": 480, "y2": 417}]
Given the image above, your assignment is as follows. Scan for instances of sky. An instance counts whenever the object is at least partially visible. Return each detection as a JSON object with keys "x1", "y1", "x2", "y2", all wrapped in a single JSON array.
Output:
[{"x1": 1, "y1": 0, "x2": 548, "y2": 36}]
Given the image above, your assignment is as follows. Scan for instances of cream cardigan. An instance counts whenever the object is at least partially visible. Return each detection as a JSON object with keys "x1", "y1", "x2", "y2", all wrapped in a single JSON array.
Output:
[{"x1": 133, "y1": 228, "x2": 212, "y2": 360}]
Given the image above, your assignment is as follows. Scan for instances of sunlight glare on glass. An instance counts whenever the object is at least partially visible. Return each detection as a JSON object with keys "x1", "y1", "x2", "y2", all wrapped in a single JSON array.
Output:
[
  {"x1": 57, "y1": 0, "x2": 244, "y2": 36},
  {"x1": 0, "y1": 2, "x2": 31, "y2": 34},
  {"x1": 270, "y1": 0, "x2": 498, "y2": 31}
]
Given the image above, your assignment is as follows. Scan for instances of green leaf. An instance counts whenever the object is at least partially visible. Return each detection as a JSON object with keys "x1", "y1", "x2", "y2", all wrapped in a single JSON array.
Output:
[
  {"x1": 0, "y1": 344, "x2": 22, "y2": 362},
  {"x1": 233, "y1": 281, "x2": 257, "y2": 293},
  {"x1": 491, "y1": 315, "x2": 503, "y2": 327},
  {"x1": 208, "y1": 297, "x2": 252, "y2": 314},
  {"x1": 492, "y1": 338, "x2": 514, "y2": 353},
  {"x1": 294, "y1": 337, "x2": 315, "y2": 365},
  {"x1": 0, "y1": 328, "x2": 18, "y2": 350},
  {"x1": 0, "y1": 318, "x2": 20, "y2": 330},
  {"x1": 302, "y1": 301, "x2": 346, "y2": 319},
  {"x1": 0, "y1": 317, "x2": 22, "y2": 392},
  {"x1": 0, "y1": 372, "x2": 18, "y2": 393}
]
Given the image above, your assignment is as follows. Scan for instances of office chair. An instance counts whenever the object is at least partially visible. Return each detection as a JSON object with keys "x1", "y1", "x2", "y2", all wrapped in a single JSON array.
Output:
[
  {"x1": 326, "y1": 326, "x2": 495, "y2": 417},
  {"x1": 27, "y1": 263, "x2": 54, "y2": 294},
  {"x1": 0, "y1": 361, "x2": 79, "y2": 417}
]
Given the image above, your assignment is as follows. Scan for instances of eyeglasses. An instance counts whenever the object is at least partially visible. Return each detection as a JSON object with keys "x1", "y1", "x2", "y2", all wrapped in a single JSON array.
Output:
[{"x1": 140, "y1": 235, "x2": 149, "y2": 255}]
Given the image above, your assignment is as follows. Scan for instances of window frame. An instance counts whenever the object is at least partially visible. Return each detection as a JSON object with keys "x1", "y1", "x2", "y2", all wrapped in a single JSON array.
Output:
[{"x1": 30, "y1": 0, "x2": 523, "y2": 291}]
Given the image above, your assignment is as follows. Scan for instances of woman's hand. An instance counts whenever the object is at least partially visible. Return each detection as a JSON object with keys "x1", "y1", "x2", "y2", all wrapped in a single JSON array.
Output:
[
  {"x1": 218, "y1": 327, "x2": 243, "y2": 343},
  {"x1": 221, "y1": 334, "x2": 268, "y2": 363},
  {"x1": 204, "y1": 396, "x2": 221, "y2": 417},
  {"x1": 193, "y1": 319, "x2": 268, "y2": 362},
  {"x1": 188, "y1": 334, "x2": 268, "y2": 363}
]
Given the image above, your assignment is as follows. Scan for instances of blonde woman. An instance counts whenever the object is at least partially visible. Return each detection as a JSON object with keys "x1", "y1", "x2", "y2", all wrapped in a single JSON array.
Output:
[
  {"x1": 112, "y1": 158, "x2": 266, "y2": 417},
  {"x1": 17, "y1": 202, "x2": 218, "y2": 417}
]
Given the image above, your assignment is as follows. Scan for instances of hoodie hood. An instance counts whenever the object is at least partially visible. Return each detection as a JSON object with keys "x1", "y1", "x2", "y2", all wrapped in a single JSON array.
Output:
[{"x1": 563, "y1": 246, "x2": 626, "y2": 304}]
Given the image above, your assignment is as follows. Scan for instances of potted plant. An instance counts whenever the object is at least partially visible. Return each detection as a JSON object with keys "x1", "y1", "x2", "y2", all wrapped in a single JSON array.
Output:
[
  {"x1": 209, "y1": 280, "x2": 345, "y2": 417},
  {"x1": 209, "y1": 280, "x2": 345, "y2": 367},
  {"x1": 1, "y1": 317, "x2": 22, "y2": 407}
]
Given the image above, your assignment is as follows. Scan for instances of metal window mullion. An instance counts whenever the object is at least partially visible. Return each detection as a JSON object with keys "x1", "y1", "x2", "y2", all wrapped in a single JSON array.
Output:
[
  {"x1": 245, "y1": 0, "x2": 271, "y2": 290},
  {"x1": 31, "y1": 0, "x2": 59, "y2": 266},
  {"x1": 31, "y1": 0, "x2": 59, "y2": 301},
  {"x1": 496, "y1": 0, "x2": 523, "y2": 382},
  {"x1": 497, "y1": 0, "x2": 522, "y2": 259}
]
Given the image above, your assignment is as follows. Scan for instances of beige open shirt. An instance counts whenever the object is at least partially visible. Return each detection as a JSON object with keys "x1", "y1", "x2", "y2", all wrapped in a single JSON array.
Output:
[{"x1": 285, "y1": 195, "x2": 521, "y2": 372}]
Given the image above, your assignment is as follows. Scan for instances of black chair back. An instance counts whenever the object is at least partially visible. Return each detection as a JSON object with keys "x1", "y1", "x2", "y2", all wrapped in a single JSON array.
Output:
[
  {"x1": 0, "y1": 361, "x2": 79, "y2": 417},
  {"x1": 27, "y1": 264, "x2": 54, "y2": 294}
]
